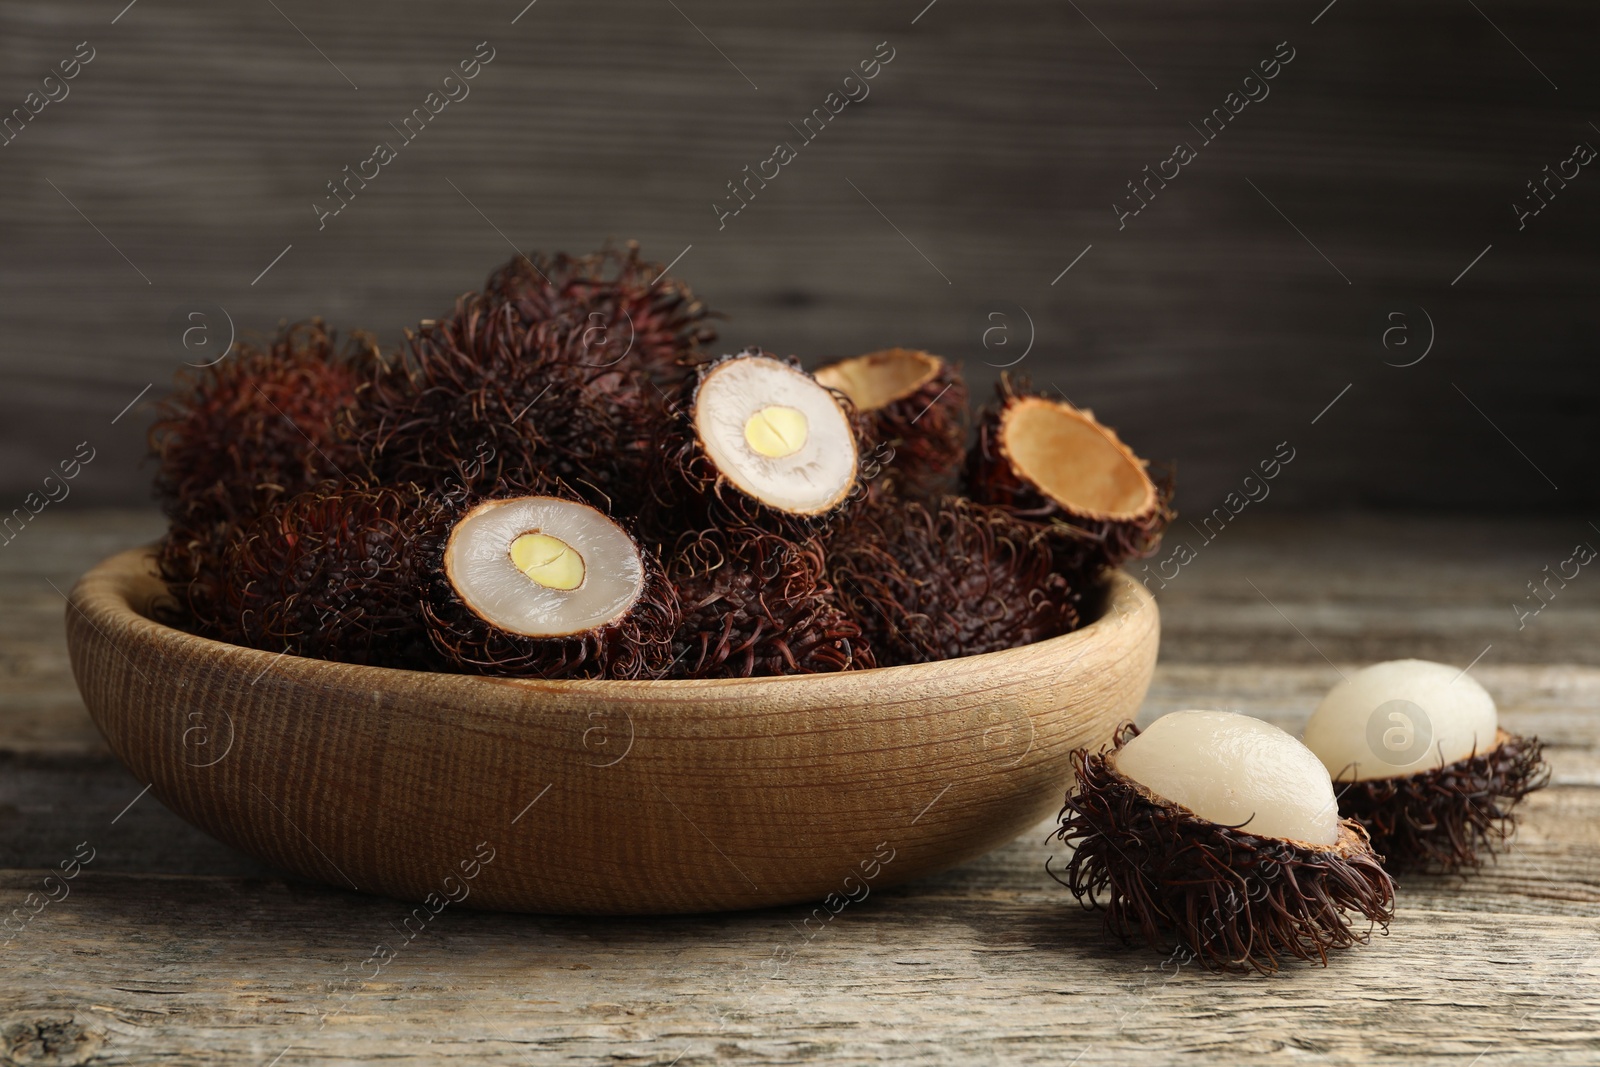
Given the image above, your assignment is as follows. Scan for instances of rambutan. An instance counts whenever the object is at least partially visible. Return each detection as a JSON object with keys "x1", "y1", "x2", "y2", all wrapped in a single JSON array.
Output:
[
  {"x1": 813, "y1": 348, "x2": 968, "y2": 501},
  {"x1": 650, "y1": 349, "x2": 862, "y2": 537},
  {"x1": 1056, "y1": 714, "x2": 1396, "y2": 974},
  {"x1": 1301, "y1": 659, "x2": 1551, "y2": 872},
  {"x1": 148, "y1": 319, "x2": 376, "y2": 632},
  {"x1": 830, "y1": 495, "x2": 1079, "y2": 666},
  {"x1": 966, "y1": 377, "x2": 1172, "y2": 581},
  {"x1": 426, "y1": 493, "x2": 680, "y2": 679},
  {"x1": 212, "y1": 483, "x2": 443, "y2": 669},
  {"x1": 666, "y1": 527, "x2": 873, "y2": 678}
]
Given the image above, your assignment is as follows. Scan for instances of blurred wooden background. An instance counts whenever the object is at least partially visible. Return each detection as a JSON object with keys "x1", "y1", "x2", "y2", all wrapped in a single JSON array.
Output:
[{"x1": 0, "y1": 0, "x2": 1596, "y2": 515}]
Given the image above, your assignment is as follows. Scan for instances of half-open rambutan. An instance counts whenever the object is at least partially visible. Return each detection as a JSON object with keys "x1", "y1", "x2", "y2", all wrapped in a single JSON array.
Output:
[
  {"x1": 666, "y1": 527, "x2": 873, "y2": 677},
  {"x1": 426, "y1": 493, "x2": 680, "y2": 679},
  {"x1": 149, "y1": 320, "x2": 376, "y2": 633},
  {"x1": 830, "y1": 496, "x2": 1079, "y2": 666},
  {"x1": 1056, "y1": 713, "x2": 1395, "y2": 974},
  {"x1": 814, "y1": 348, "x2": 968, "y2": 501},
  {"x1": 650, "y1": 349, "x2": 862, "y2": 536},
  {"x1": 213, "y1": 482, "x2": 444, "y2": 669},
  {"x1": 482, "y1": 242, "x2": 718, "y2": 390},
  {"x1": 967, "y1": 377, "x2": 1172, "y2": 581},
  {"x1": 1302, "y1": 659, "x2": 1551, "y2": 872},
  {"x1": 358, "y1": 301, "x2": 657, "y2": 506}
]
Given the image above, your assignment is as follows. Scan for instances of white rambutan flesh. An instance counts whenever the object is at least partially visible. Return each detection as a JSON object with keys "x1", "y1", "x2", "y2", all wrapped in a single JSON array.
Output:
[
  {"x1": 1111, "y1": 709, "x2": 1340, "y2": 847},
  {"x1": 1302, "y1": 659, "x2": 1499, "y2": 782},
  {"x1": 693, "y1": 354, "x2": 858, "y2": 515},
  {"x1": 444, "y1": 496, "x2": 644, "y2": 637}
]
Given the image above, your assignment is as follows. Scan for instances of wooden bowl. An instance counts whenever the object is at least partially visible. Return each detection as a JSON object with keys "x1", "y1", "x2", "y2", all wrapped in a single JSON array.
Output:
[{"x1": 65, "y1": 547, "x2": 1159, "y2": 915}]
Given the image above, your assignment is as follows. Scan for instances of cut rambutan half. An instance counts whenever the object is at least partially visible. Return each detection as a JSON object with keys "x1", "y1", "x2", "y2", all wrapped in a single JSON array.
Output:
[
  {"x1": 830, "y1": 495, "x2": 1079, "y2": 666},
  {"x1": 967, "y1": 377, "x2": 1172, "y2": 580},
  {"x1": 666, "y1": 527, "x2": 873, "y2": 677},
  {"x1": 213, "y1": 483, "x2": 443, "y2": 669},
  {"x1": 1302, "y1": 659, "x2": 1551, "y2": 872},
  {"x1": 1056, "y1": 713, "x2": 1396, "y2": 974},
  {"x1": 149, "y1": 320, "x2": 376, "y2": 633},
  {"x1": 653, "y1": 349, "x2": 862, "y2": 533},
  {"x1": 814, "y1": 348, "x2": 968, "y2": 501},
  {"x1": 427, "y1": 494, "x2": 680, "y2": 679}
]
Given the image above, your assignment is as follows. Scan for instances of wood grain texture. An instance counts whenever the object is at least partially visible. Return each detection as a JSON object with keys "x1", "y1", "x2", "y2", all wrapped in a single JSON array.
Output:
[
  {"x1": 60, "y1": 546, "x2": 1158, "y2": 914},
  {"x1": 1, "y1": 1, "x2": 1597, "y2": 517}
]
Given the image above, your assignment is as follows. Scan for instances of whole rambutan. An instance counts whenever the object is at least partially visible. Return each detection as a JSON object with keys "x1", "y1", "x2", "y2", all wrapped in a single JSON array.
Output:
[
  {"x1": 830, "y1": 495, "x2": 1079, "y2": 666},
  {"x1": 483, "y1": 242, "x2": 718, "y2": 390},
  {"x1": 666, "y1": 527, "x2": 873, "y2": 678},
  {"x1": 213, "y1": 482, "x2": 444, "y2": 669},
  {"x1": 966, "y1": 376, "x2": 1172, "y2": 582},
  {"x1": 649, "y1": 349, "x2": 863, "y2": 537},
  {"x1": 814, "y1": 348, "x2": 968, "y2": 501},
  {"x1": 149, "y1": 319, "x2": 377, "y2": 632}
]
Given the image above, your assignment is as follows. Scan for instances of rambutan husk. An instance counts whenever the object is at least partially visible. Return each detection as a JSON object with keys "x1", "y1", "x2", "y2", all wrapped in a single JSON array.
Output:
[
  {"x1": 1334, "y1": 729, "x2": 1550, "y2": 873},
  {"x1": 813, "y1": 348, "x2": 968, "y2": 502},
  {"x1": 830, "y1": 495, "x2": 1080, "y2": 666},
  {"x1": 647, "y1": 349, "x2": 863, "y2": 538},
  {"x1": 424, "y1": 492, "x2": 682, "y2": 680},
  {"x1": 966, "y1": 377, "x2": 1173, "y2": 582},
  {"x1": 1055, "y1": 723, "x2": 1396, "y2": 974},
  {"x1": 666, "y1": 527, "x2": 874, "y2": 677},
  {"x1": 482, "y1": 242, "x2": 718, "y2": 390},
  {"x1": 357, "y1": 300, "x2": 659, "y2": 507},
  {"x1": 149, "y1": 320, "x2": 378, "y2": 633},
  {"x1": 213, "y1": 482, "x2": 445, "y2": 669}
]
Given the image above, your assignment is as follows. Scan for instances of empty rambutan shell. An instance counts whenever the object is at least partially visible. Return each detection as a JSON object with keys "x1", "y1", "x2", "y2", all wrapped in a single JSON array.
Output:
[
  {"x1": 426, "y1": 494, "x2": 680, "y2": 679},
  {"x1": 813, "y1": 348, "x2": 968, "y2": 501},
  {"x1": 652, "y1": 349, "x2": 862, "y2": 534},
  {"x1": 967, "y1": 377, "x2": 1172, "y2": 580},
  {"x1": 666, "y1": 527, "x2": 873, "y2": 677},
  {"x1": 1302, "y1": 659, "x2": 1551, "y2": 872},
  {"x1": 830, "y1": 495, "x2": 1079, "y2": 666},
  {"x1": 1056, "y1": 712, "x2": 1395, "y2": 974}
]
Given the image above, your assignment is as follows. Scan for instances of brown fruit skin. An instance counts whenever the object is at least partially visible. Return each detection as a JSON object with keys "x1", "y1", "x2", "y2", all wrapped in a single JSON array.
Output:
[
  {"x1": 213, "y1": 483, "x2": 445, "y2": 669},
  {"x1": 965, "y1": 376, "x2": 1173, "y2": 584},
  {"x1": 149, "y1": 320, "x2": 375, "y2": 634},
  {"x1": 358, "y1": 298, "x2": 659, "y2": 509},
  {"x1": 830, "y1": 496, "x2": 1080, "y2": 666},
  {"x1": 666, "y1": 527, "x2": 874, "y2": 678},
  {"x1": 815, "y1": 350, "x2": 968, "y2": 503},
  {"x1": 1335, "y1": 730, "x2": 1550, "y2": 873},
  {"x1": 1056, "y1": 723, "x2": 1396, "y2": 975},
  {"x1": 484, "y1": 243, "x2": 718, "y2": 392},
  {"x1": 645, "y1": 349, "x2": 864, "y2": 541}
]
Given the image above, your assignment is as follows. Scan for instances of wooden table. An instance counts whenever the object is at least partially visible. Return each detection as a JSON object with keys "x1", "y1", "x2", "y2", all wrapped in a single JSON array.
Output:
[{"x1": 3, "y1": 513, "x2": 1598, "y2": 1065}]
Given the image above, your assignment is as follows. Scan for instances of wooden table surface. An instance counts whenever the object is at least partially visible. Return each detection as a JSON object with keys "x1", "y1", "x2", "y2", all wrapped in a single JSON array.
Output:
[{"x1": 3, "y1": 512, "x2": 1598, "y2": 1065}]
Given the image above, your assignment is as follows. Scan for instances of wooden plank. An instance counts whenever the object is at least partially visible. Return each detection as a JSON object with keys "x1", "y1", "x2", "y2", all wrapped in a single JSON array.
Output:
[{"x1": 1, "y1": 1, "x2": 1597, "y2": 515}]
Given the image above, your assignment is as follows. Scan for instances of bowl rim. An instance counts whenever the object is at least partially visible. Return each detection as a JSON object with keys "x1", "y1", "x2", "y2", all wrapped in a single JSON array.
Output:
[{"x1": 77, "y1": 544, "x2": 1156, "y2": 693}]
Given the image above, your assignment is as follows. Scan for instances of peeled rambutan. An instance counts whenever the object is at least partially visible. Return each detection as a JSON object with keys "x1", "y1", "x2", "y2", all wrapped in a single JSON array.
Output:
[
  {"x1": 1301, "y1": 659, "x2": 1551, "y2": 872},
  {"x1": 357, "y1": 300, "x2": 657, "y2": 506},
  {"x1": 813, "y1": 348, "x2": 968, "y2": 501},
  {"x1": 829, "y1": 495, "x2": 1079, "y2": 666},
  {"x1": 149, "y1": 320, "x2": 376, "y2": 633},
  {"x1": 966, "y1": 376, "x2": 1172, "y2": 581},
  {"x1": 212, "y1": 482, "x2": 444, "y2": 669},
  {"x1": 482, "y1": 242, "x2": 718, "y2": 390},
  {"x1": 1056, "y1": 713, "x2": 1396, "y2": 974},
  {"x1": 649, "y1": 349, "x2": 863, "y2": 537},
  {"x1": 426, "y1": 493, "x2": 681, "y2": 679},
  {"x1": 666, "y1": 527, "x2": 873, "y2": 677}
]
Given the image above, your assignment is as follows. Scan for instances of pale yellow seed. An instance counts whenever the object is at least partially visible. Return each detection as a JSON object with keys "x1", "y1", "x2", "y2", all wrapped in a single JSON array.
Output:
[
  {"x1": 742, "y1": 405, "x2": 809, "y2": 458},
  {"x1": 508, "y1": 532, "x2": 585, "y2": 591}
]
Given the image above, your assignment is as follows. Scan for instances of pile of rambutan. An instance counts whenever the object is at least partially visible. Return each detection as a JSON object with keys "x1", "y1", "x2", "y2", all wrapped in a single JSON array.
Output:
[{"x1": 148, "y1": 244, "x2": 1174, "y2": 680}]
